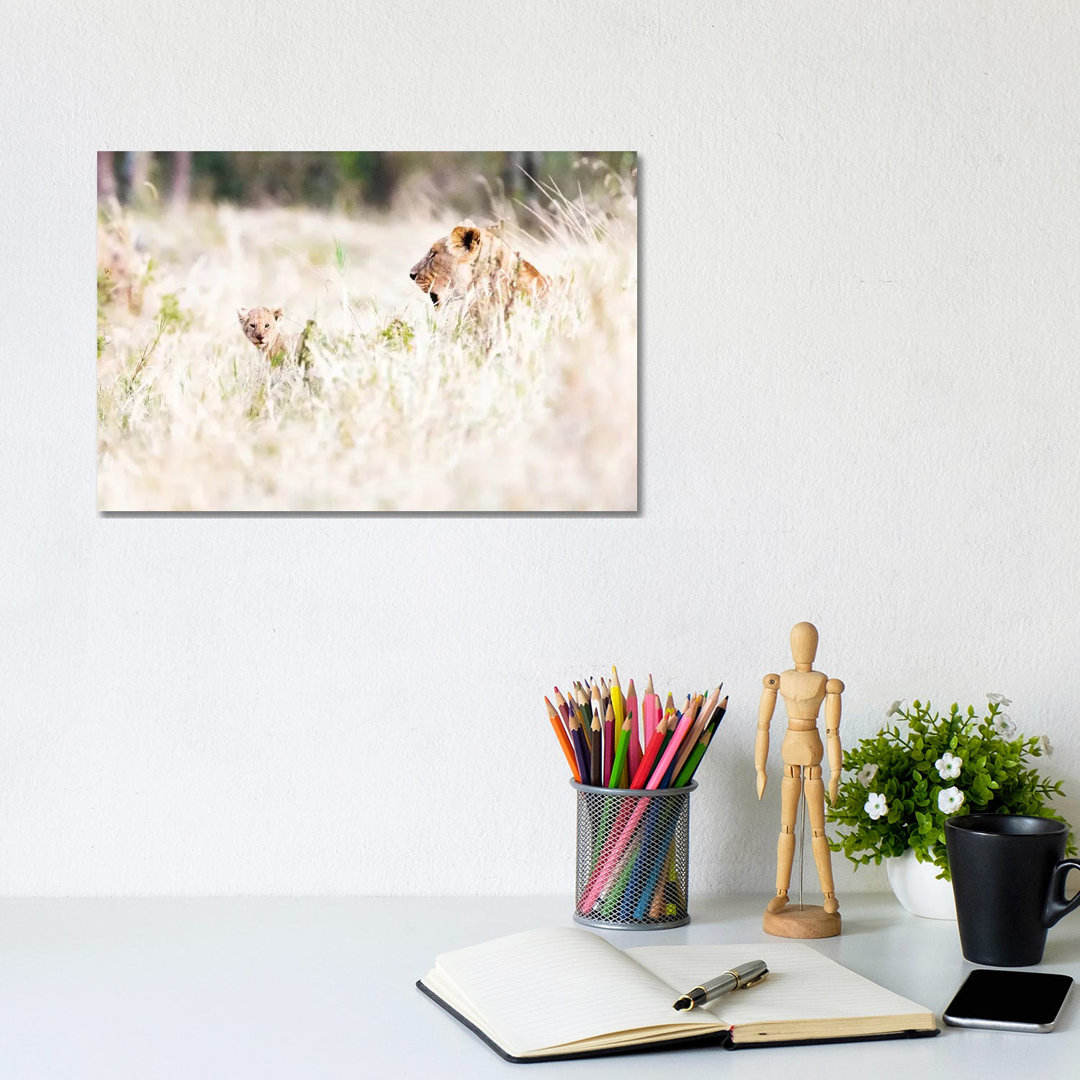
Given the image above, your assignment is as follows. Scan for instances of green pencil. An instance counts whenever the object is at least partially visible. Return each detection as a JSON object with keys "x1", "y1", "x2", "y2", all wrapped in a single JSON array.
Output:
[
  {"x1": 674, "y1": 731, "x2": 711, "y2": 787},
  {"x1": 608, "y1": 712, "x2": 633, "y2": 788},
  {"x1": 675, "y1": 695, "x2": 728, "y2": 786}
]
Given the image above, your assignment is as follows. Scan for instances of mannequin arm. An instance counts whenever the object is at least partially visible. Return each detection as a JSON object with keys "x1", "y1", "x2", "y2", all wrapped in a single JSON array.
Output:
[
  {"x1": 756, "y1": 674, "x2": 779, "y2": 799},
  {"x1": 824, "y1": 677, "x2": 844, "y2": 804}
]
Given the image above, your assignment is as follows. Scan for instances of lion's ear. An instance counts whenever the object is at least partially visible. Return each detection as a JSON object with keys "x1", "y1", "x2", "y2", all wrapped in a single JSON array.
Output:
[
  {"x1": 237, "y1": 308, "x2": 248, "y2": 324},
  {"x1": 450, "y1": 224, "x2": 481, "y2": 254},
  {"x1": 272, "y1": 307, "x2": 283, "y2": 321}
]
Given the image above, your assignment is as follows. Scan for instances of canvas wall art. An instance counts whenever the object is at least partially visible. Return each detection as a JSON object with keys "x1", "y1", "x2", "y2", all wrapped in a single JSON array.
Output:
[{"x1": 96, "y1": 152, "x2": 638, "y2": 512}]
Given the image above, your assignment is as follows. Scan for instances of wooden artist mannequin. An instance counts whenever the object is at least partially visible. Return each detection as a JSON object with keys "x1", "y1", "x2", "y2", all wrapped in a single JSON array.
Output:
[{"x1": 755, "y1": 621, "x2": 844, "y2": 938}]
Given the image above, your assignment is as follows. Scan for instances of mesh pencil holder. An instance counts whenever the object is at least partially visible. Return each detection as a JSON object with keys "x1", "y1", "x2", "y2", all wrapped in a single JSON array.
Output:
[{"x1": 571, "y1": 781, "x2": 697, "y2": 930}]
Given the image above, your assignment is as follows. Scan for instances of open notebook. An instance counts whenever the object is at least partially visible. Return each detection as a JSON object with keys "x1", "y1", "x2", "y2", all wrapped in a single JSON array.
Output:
[{"x1": 418, "y1": 927, "x2": 937, "y2": 1062}]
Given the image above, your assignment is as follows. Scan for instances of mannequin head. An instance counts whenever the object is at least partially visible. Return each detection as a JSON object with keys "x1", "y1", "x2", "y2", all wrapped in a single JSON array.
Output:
[{"x1": 790, "y1": 621, "x2": 819, "y2": 670}]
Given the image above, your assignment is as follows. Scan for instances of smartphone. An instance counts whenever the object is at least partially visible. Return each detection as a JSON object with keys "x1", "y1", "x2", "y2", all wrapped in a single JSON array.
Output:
[{"x1": 943, "y1": 969, "x2": 1074, "y2": 1033}]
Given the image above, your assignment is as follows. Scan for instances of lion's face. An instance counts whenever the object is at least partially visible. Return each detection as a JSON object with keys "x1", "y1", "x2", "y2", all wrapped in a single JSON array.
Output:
[
  {"x1": 409, "y1": 221, "x2": 484, "y2": 306},
  {"x1": 238, "y1": 306, "x2": 283, "y2": 348}
]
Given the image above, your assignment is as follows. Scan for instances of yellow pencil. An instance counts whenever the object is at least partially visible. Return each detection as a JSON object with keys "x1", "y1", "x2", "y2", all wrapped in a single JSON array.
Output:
[{"x1": 610, "y1": 666, "x2": 625, "y2": 729}]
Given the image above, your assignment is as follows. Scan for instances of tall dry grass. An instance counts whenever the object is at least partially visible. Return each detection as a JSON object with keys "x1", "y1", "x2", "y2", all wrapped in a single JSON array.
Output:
[{"x1": 97, "y1": 182, "x2": 637, "y2": 512}]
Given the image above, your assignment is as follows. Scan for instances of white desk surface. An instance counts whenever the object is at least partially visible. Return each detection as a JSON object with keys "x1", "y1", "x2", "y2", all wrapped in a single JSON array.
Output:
[{"x1": 0, "y1": 893, "x2": 1075, "y2": 1078}]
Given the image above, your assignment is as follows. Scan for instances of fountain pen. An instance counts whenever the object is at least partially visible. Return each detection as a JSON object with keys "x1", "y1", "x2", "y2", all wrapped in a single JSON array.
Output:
[{"x1": 672, "y1": 959, "x2": 769, "y2": 1011}]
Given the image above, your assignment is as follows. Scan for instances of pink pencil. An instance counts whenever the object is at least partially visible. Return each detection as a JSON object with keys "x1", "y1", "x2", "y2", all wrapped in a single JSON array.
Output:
[
  {"x1": 643, "y1": 675, "x2": 661, "y2": 735},
  {"x1": 579, "y1": 708, "x2": 698, "y2": 911},
  {"x1": 670, "y1": 686, "x2": 719, "y2": 781},
  {"x1": 626, "y1": 680, "x2": 641, "y2": 781},
  {"x1": 643, "y1": 705, "x2": 696, "y2": 788}
]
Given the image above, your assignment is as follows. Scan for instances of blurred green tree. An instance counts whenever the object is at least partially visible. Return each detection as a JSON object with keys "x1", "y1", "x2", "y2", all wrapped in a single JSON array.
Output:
[{"x1": 99, "y1": 152, "x2": 636, "y2": 214}]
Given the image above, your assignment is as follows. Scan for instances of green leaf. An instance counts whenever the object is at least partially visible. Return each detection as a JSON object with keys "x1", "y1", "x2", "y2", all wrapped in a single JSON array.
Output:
[{"x1": 827, "y1": 695, "x2": 1074, "y2": 868}]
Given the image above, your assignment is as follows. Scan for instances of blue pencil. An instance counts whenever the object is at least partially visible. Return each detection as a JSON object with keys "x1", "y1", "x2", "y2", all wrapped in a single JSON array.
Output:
[{"x1": 632, "y1": 801, "x2": 685, "y2": 919}]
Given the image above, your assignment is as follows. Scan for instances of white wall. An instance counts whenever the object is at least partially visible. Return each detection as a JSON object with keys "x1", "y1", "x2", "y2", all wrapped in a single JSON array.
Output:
[{"x1": 1, "y1": 1, "x2": 1078, "y2": 897}]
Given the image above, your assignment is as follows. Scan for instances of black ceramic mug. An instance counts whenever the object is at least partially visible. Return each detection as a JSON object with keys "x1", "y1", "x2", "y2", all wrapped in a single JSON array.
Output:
[{"x1": 945, "y1": 814, "x2": 1080, "y2": 966}]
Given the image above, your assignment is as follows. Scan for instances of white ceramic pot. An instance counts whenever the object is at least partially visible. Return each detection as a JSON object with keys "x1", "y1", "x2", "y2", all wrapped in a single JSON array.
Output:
[{"x1": 885, "y1": 849, "x2": 957, "y2": 920}]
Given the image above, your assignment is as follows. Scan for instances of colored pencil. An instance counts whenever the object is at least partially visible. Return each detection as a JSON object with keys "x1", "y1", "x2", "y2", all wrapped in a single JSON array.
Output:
[
  {"x1": 576, "y1": 684, "x2": 593, "y2": 748},
  {"x1": 553, "y1": 686, "x2": 572, "y2": 729},
  {"x1": 609, "y1": 670, "x2": 625, "y2": 785},
  {"x1": 675, "y1": 695, "x2": 728, "y2": 786},
  {"x1": 569, "y1": 693, "x2": 590, "y2": 770},
  {"x1": 655, "y1": 697, "x2": 691, "y2": 787},
  {"x1": 608, "y1": 668, "x2": 624, "y2": 744},
  {"x1": 626, "y1": 679, "x2": 641, "y2": 781},
  {"x1": 643, "y1": 674, "x2": 660, "y2": 736},
  {"x1": 602, "y1": 702, "x2": 615, "y2": 785},
  {"x1": 608, "y1": 705, "x2": 634, "y2": 790},
  {"x1": 670, "y1": 687, "x2": 718, "y2": 781},
  {"x1": 568, "y1": 705, "x2": 590, "y2": 782},
  {"x1": 645, "y1": 703, "x2": 697, "y2": 789},
  {"x1": 545, "y1": 696, "x2": 580, "y2": 782},
  {"x1": 630, "y1": 713, "x2": 667, "y2": 788},
  {"x1": 547, "y1": 668, "x2": 728, "y2": 921},
  {"x1": 589, "y1": 709, "x2": 603, "y2": 786},
  {"x1": 581, "y1": 707, "x2": 701, "y2": 910},
  {"x1": 579, "y1": 791, "x2": 637, "y2": 907},
  {"x1": 673, "y1": 729, "x2": 712, "y2": 788},
  {"x1": 633, "y1": 804, "x2": 686, "y2": 918}
]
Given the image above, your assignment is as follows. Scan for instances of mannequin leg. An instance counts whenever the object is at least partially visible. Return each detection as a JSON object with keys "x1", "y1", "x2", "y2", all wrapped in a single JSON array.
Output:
[
  {"x1": 767, "y1": 764, "x2": 802, "y2": 913},
  {"x1": 805, "y1": 766, "x2": 839, "y2": 914}
]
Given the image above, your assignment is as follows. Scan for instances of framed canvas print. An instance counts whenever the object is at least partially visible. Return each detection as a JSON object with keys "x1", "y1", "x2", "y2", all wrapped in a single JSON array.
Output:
[{"x1": 96, "y1": 151, "x2": 638, "y2": 513}]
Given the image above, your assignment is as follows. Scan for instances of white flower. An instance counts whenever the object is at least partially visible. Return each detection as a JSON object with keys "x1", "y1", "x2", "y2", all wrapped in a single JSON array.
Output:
[
  {"x1": 992, "y1": 713, "x2": 1017, "y2": 737},
  {"x1": 938, "y1": 786, "x2": 965, "y2": 814},
  {"x1": 885, "y1": 700, "x2": 905, "y2": 718},
  {"x1": 857, "y1": 763, "x2": 879, "y2": 785},
  {"x1": 935, "y1": 752, "x2": 962, "y2": 780},
  {"x1": 1041, "y1": 734, "x2": 1054, "y2": 757},
  {"x1": 987, "y1": 692, "x2": 1013, "y2": 707},
  {"x1": 864, "y1": 793, "x2": 889, "y2": 820}
]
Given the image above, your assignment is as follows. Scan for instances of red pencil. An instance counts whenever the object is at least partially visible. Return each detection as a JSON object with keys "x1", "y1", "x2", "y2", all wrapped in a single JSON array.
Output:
[{"x1": 630, "y1": 712, "x2": 668, "y2": 788}]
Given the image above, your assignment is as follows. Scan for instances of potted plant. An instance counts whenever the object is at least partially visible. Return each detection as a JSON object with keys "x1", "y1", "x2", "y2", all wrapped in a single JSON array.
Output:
[{"x1": 826, "y1": 695, "x2": 1072, "y2": 919}]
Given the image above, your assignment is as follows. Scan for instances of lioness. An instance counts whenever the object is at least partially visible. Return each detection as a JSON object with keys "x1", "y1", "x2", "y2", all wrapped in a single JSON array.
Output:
[{"x1": 409, "y1": 220, "x2": 546, "y2": 309}]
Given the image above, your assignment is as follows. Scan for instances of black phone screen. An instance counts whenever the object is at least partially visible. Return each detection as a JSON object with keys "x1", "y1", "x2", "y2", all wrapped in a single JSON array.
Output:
[{"x1": 944, "y1": 970, "x2": 1073, "y2": 1030}]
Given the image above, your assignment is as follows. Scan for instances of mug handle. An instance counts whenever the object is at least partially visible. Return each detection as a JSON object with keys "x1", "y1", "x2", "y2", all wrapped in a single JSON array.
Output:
[{"x1": 1043, "y1": 859, "x2": 1080, "y2": 928}]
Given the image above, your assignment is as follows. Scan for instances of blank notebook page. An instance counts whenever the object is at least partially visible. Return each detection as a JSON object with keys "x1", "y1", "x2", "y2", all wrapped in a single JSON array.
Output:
[
  {"x1": 626, "y1": 942, "x2": 930, "y2": 1024},
  {"x1": 432, "y1": 927, "x2": 715, "y2": 1053}
]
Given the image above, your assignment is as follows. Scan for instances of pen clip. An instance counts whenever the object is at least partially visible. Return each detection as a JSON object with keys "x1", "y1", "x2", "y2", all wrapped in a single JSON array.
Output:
[{"x1": 739, "y1": 968, "x2": 769, "y2": 989}]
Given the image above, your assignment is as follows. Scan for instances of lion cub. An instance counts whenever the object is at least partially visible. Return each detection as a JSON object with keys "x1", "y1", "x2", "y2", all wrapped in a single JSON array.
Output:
[{"x1": 238, "y1": 306, "x2": 289, "y2": 361}]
